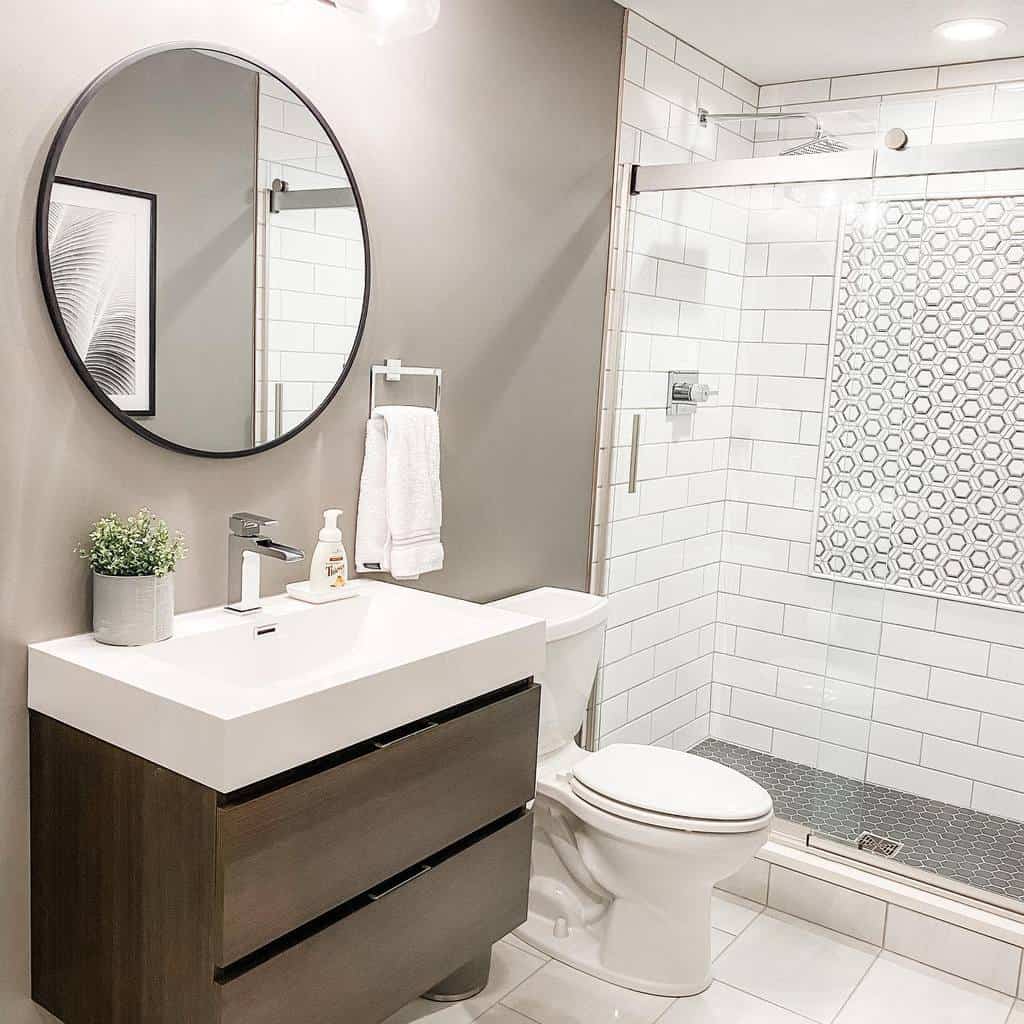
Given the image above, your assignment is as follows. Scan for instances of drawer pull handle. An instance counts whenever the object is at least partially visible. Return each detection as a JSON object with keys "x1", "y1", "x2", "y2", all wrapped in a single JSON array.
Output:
[
  {"x1": 373, "y1": 720, "x2": 440, "y2": 749},
  {"x1": 368, "y1": 864, "x2": 432, "y2": 901}
]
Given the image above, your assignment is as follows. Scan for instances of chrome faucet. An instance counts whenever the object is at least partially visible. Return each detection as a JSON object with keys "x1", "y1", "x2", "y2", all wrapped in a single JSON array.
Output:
[{"x1": 225, "y1": 512, "x2": 305, "y2": 614}]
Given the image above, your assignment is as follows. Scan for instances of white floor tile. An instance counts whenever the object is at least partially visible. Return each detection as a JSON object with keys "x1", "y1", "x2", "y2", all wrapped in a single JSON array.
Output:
[
  {"x1": 385, "y1": 943, "x2": 545, "y2": 1024},
  {"x1": 835, "y1": 952, "x2": 1013, "y2": 1024},
  {"x1": 711, "y1": 927, "x2": 734, "y2": 960},
  {"x1": 711, "y1": 892, "x2": 762, "y2": 935},
  {"x1": 1009, "y1": 1002, "x2": 1024, "y2": 1023},
  {"x1": 713, "y1": 910, "x2": 878, "y2": 1023},
  {"x1": 476, "y1": 1007, "x2": 537, "y2": 1024},
  {"x1": 659, "y1": 980, "x2": 814, "y2": 1023},
  {"x1": 501, "y1": 959, "x2": 673, "y2": 1024},
  {"x1": 501, "y1": 933, "x2": 549, "y2": 961}
]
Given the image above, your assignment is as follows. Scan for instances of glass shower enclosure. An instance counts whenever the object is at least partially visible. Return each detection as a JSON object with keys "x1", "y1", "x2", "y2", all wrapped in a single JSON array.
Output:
[{"x1": 596, "y1": 131, "x2": 1024, "y2": 915}]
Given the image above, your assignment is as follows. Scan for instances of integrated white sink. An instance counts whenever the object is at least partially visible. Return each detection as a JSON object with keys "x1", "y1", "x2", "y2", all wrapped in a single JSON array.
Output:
[{"x1": 28, "y1": 581, "x2": 545, "y2": 792}]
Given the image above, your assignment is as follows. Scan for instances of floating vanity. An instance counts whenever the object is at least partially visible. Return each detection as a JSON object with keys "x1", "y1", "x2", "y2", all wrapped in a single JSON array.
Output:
[{"x1": 28, "y1": 581, "x2": 545, "y2": 1024}]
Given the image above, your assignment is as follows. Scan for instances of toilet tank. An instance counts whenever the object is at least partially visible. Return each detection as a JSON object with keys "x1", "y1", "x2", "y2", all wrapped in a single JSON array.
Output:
[{"x1": 489, "y1": 588, "x2": 608, "y2": 756}]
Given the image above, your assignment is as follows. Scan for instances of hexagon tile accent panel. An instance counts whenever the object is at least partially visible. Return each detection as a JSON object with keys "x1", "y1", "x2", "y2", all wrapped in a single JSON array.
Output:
[{"x1": 815, "y1": 196, "x2": 1024, "y2": 606}]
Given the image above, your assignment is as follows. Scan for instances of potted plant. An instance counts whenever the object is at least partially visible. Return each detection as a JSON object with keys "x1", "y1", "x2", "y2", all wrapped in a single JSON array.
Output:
[{"x1": 77, "y1": 508, "x2": 187, "y2": 646}]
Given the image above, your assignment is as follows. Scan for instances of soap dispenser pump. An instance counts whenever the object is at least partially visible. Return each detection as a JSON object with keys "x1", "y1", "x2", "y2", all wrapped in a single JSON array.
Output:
[{"x1": 309, "y1": 509, "x2": 348, "y2": 593}]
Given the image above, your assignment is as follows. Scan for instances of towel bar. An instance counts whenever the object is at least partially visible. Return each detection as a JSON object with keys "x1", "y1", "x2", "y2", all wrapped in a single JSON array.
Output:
[{"x1": 369, "y1": 359, "x2": 442, "y2": 415}]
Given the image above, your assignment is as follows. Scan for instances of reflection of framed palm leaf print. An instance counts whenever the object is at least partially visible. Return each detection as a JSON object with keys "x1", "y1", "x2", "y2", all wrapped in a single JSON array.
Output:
[{"x1": 48, "y1": 177, "x2": 156, "y2": 416}]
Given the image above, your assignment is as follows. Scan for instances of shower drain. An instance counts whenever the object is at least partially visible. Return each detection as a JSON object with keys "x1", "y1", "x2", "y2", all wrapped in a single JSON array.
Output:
[{"x1": 855, "y1": 831, "x2": 904, "y2": 858}]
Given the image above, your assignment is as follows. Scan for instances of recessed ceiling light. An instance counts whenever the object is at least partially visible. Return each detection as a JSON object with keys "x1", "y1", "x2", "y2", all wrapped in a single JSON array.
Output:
[{"x1": 935, "y1": 18, "x2": 1007, "y2": 42}]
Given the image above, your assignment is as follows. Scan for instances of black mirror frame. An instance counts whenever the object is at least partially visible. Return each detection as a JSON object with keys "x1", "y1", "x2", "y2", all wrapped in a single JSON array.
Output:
[{"x1": 36, "y1": 42, "x2": 371, "y2": 459}]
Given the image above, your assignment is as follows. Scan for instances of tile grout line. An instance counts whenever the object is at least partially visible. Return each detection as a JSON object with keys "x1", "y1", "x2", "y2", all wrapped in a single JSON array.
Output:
[
  {"x1": 826, "y1": 945, "x2": 881, "y2": 1023},
  {"x1": 489, "y1": 961, "x2": 548, "y2": 1022}
]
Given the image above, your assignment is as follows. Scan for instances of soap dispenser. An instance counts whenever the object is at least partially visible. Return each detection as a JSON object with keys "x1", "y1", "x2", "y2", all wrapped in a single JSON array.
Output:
[{"x1": 309, "y1": 509, "x2": 348, "y2": 593}]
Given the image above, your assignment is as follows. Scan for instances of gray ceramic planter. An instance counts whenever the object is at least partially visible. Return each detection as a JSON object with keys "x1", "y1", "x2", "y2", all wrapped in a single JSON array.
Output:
[{"x1": 92, "y1": 572, "x2": 174, "y2": 646}]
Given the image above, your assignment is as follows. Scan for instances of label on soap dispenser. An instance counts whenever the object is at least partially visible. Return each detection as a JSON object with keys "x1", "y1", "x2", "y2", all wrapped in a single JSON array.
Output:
[{"x1": 327, "y1": 553, "x2": 347, "y2": 587}]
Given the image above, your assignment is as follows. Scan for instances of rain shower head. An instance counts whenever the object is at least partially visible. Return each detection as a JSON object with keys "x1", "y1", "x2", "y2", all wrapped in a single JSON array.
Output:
[
  {"x1": 698, "y1": 107, "x2": 848, "y2": 156},
  {"x1": 781, "y1": 129, "x2": 848, "y2": 156}
]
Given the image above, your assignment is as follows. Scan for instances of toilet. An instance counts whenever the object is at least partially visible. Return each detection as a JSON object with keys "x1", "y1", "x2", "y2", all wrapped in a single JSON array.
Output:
[{"x1": 490, "y1": 587, "x2": 773, "y2": 998}]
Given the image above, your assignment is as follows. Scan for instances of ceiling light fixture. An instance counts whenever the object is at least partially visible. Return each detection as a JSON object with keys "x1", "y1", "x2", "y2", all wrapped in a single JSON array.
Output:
[
  {"x1": 319, "y1": 0, "x2": 440, "y2": 40},
  {"x1": 935, "y1": 17, "x2": 1007, "y2": 42}
]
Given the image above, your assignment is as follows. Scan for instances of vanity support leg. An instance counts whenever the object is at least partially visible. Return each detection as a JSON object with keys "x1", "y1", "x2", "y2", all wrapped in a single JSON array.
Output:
[{"x1": 422, "y1": 948, "x2": 493, "y2": 1002}]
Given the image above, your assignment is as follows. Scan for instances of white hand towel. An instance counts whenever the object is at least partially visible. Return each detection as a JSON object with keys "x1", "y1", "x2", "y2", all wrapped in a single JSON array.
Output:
[
  {"x1": 354, "y1": 415, "x2": 389, "y2": 575},
  {"x1": 355, "y1": 406, "x2": 443, "y2": 580}
]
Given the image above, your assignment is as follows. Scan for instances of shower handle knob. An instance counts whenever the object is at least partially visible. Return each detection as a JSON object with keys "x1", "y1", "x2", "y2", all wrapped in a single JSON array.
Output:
[{"x1": 671, "y1": 381, "x2": 718, "y2": 404}]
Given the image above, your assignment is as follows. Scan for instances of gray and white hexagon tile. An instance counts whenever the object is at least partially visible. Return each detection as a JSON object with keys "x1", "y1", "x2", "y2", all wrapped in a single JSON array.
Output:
[{"x1": 815, "y1": 195, "x2": 1024, "y2": 607}]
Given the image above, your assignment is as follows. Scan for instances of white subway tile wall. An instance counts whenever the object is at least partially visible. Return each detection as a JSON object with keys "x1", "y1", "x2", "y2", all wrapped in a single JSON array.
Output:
[
  {"x1": 257, "y1": 74, "x2": 365, "y2": 440},
  {"x1": 597, "y1": 12, "x2": 1024, "y2": 824},
  {"x1": 594, "y1": 14, "x2": 758, "y2": 751}
]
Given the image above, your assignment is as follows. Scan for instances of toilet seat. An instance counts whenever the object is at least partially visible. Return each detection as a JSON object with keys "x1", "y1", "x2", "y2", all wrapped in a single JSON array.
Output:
[{"x1": 569, "y1": 744, "x2": 773, "y2": 835}]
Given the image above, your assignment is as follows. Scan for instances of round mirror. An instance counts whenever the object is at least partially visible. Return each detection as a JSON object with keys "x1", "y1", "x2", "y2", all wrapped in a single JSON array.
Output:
[{"x1": 37, "y1": 46, "x2": 370, "y2": 457}]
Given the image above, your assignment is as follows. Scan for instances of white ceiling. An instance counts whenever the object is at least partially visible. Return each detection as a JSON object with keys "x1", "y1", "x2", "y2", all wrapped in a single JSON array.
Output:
[{"x1": 618, "y1": 0, "x2": 1024, "y2": 84}]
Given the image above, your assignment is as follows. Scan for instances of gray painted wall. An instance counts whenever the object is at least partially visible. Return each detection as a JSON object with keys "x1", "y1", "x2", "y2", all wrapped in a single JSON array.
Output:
[
  {"x1": 58, "y1": 48, "x2": 259, "y2": 452},
  {"x1": 0, "y1": 0, "x2": 622, "y2": 1018}
]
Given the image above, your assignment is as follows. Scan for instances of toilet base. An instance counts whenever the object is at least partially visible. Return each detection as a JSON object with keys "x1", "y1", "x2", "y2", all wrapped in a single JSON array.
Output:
[{"x1": 514, "y1": 908, "x2": 712, "y2": 998}]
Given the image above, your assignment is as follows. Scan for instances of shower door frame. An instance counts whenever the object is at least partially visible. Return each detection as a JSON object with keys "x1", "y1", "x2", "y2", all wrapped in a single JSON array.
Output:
[
  {"x1": 592, "y1": 132, "x2": 1024, "y2": 920},
  {"x1": 631, "y1": 136, "x2": 1024, "y2": 194}
]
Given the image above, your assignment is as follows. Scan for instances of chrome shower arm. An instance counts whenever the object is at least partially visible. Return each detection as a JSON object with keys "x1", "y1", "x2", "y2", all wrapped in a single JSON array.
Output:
[{"x1": 698, "y1": 107, "x2": 825, "y2": 135}]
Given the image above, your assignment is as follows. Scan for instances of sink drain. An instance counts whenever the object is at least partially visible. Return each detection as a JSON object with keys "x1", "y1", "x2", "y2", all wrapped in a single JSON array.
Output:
[{"x1": 855, "y1": 831, "x2": 904, "y2": 858}]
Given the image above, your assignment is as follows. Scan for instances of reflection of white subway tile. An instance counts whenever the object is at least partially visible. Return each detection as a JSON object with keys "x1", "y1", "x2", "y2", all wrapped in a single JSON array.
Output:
[
  {"x1": 259, "y1": 126, "x2": 317, "y2": 163},
  {"x1": 268, "y1": 258, "x2": 314, "y2": 292},
  {"x1": 314, "y1": 265, "x2": 364, "y2": 298},
  {"x1": 315, "y1": 207, "x2": 364, "y2": 241},
  {"x1": 278, "y1": 228, "x2": 349, "y2": 266},
  {"x1": 278, "y1": 350, "x2": 347, "y2": 384},
  {"x1": 314, "y1": 324, "x2": 357, "y2": 353},
  {"x1": 267, "y1": 321, "x2": 314, "y2": 352},
  {"x1": 279, "y1": 291, "x2": 350, "y2": 326}
]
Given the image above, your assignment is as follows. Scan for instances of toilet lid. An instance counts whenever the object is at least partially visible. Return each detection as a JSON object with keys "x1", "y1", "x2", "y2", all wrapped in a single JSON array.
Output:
[{"x1": 571, "y1": 744, "x2": 773, "y2": 823}]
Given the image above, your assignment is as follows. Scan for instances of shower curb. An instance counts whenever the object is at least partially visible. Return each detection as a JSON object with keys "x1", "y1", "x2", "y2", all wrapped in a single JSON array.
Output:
[{"x1": 719, "y1": 838, "x2": 1024, "y2": 998}]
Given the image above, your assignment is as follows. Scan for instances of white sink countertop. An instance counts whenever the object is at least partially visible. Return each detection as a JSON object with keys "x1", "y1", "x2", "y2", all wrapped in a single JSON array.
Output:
[{"x1": 28, "y1": 581, "x2": 545, "y2": 792}]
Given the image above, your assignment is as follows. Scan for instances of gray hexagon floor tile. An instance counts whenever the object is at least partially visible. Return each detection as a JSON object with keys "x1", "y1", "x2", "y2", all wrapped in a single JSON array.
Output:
[{"x1": 694, "y1": 738, "x2": 1024, "y2": 903}]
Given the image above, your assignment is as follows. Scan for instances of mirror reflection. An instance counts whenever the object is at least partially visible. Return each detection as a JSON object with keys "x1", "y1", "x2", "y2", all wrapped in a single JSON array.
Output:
[{"x1": 42, "y1": 47, "x2": 369, "y2": 455}]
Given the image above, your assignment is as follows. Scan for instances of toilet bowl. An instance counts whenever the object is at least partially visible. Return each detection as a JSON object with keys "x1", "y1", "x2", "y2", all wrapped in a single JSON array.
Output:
[{"x1": 489, "y1": 588, "x2": 773, "y2": 998}]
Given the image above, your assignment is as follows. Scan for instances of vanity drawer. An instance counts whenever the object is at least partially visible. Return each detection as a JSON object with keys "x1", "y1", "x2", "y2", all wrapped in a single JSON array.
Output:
[
  {"x1": 219, "y1": 811, "x2": 532, "y2": 1024},
  {"x1": 216, "y1": 682, "x2": 539, "y2": 964}
]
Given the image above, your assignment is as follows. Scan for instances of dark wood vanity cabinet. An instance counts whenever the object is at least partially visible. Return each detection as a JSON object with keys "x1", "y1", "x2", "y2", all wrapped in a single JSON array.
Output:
[{"x1": 30, "y1": 680, "x2": 540, "y2": 1024}]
